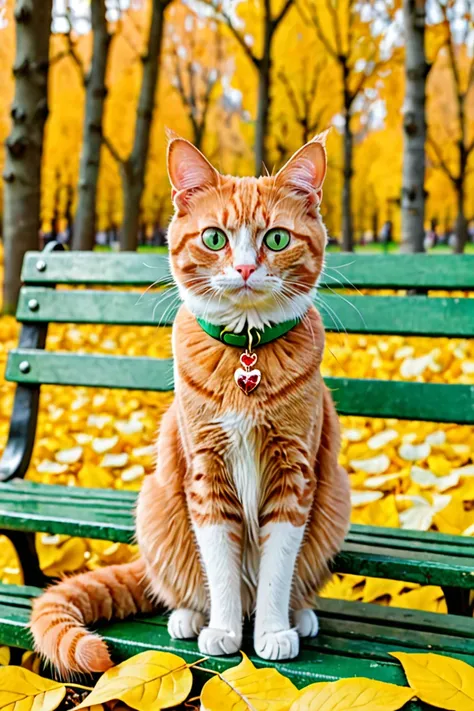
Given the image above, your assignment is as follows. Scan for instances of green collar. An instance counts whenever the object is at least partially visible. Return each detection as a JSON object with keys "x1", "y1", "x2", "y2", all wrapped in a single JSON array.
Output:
[{"x1": 196, "y1": 316, "x2": 301, "y2": 349}]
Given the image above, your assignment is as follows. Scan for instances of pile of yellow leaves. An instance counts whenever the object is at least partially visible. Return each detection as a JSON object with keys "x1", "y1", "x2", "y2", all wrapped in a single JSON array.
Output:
[
  {"x1": 1, "y1": 647, "x2": 474, "y2": 711},
  {"x1": 0, "y1": 265, "x2": 473, "y2": 613}
]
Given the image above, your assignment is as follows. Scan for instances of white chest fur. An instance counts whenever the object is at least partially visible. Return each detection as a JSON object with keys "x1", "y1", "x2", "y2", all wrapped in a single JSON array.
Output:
[{"x1": 218, "y1": 411, "x2": 261, "y2": 611}]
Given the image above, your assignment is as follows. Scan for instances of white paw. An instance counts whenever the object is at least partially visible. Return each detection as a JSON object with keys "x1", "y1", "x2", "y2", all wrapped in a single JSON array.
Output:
[
  {"x1": 254, "y1": 628, "x2": 299, "y2": 660},
  {"x1": 294, "y1": 609, "x2": 319, "y2": 638},
  {"x1": 168, "y1": 609, "x2": 205, "y2": 639},
  {"x1": 198, "y1": 627, "x2": 241, "y2": 656}
]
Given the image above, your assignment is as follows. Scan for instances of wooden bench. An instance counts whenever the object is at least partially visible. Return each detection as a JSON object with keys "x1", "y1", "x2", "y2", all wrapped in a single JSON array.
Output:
[{"x1": 1, "y1": 245, "x2": 474, "y2": 691}]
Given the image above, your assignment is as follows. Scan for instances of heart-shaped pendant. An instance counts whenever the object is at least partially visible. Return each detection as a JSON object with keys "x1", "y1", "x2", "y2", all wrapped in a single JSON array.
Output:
[
  {"x1": 234, "y1": 367, "x2": 261, "y2": 395},
  {"x1": 240, "y1": 351, "x2": 258, "y2": 368}
]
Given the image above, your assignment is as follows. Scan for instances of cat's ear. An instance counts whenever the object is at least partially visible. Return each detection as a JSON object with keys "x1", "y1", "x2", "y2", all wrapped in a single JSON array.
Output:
[
  {"x1": 167, "y1": 136, "x2": 219, "y2": 213},
  {"x1": 276, "y1": 131, "x2": 328, "y2": 207}
]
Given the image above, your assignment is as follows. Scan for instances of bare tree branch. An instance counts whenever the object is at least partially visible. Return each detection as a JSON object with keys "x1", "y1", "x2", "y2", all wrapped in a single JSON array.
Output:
[
  {"x1": 427, "y1": 135, "x2": 456, "y2": 183},
  {"x1": 202, "y1": 0, "x2": 260, "y2": 68},
  {"x1": 272, "y1": 0, "x2": 295, "y2": 29},
  {"x1": 49, "y1": 49, "x2": 70, "y2": 66},
  {"x1": 102, "y1": 134, "x2": 124, "y2": 164},
  {"x1": 298, "y1": 0, "x2": 337, "y2": 58},
  {"x1": 278, "y1": 70, "x2": 302, "y2": 122},
  {"x1": 324, "y1": 0, "x2": 342, "y2": 55}
]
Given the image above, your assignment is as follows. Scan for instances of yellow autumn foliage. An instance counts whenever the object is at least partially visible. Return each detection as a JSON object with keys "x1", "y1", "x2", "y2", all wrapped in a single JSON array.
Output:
[
  {"x1": 2, "y1": 0, "x2": 474, "y2": 236},
  {"x1": 392, "y1": 652, "x2": 474, "y2": 711},
  {"x1": 75, "y1": 651, "x2": 193, "y2": 710},
  {"x1": 0, "y1": 666, "x2": 66, "y2": 711},
  {"x1": 1, "y1": 649, "x2": 474, "y2": 711},
  {"x1": 200, "y1": 652, "x2": 298, "y2": 711},
  {"x1": 0, "y1": 647, "x2": 9, "y2": 666},
  {"x1": 289, "y1": 678, "x2": 415, "y2": 711}
]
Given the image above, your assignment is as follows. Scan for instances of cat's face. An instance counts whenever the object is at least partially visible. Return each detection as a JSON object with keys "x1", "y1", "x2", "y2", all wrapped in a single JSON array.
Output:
[{"x1": 166, "y1": 136, "x2": 328, "y2": 331}]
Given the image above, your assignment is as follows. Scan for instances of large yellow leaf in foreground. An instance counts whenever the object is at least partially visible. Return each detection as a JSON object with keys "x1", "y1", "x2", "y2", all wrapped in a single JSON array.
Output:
[
  {"x1": 391, "y1": 652, "x2": 474, "y2": 710},
  {"x1": 76, "y1": 651, "x2": 192, "y2": 710},
  {"x1": 201, "y1": 653, "x2": 298, "y2": 710},
  {"x1": 289, "y1": 678, "x2": 414, "y2": 711},
  {"x1": 0, "y1": 666, "x2": 65, "y2": 711},
  {"x1": 0, "y1": 647, "x2": 10, "y2": 665}
]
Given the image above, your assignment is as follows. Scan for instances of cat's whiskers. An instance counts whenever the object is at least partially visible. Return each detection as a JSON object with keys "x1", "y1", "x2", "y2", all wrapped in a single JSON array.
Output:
[
  {"x1": 153, "y1": 288, "x2": 181, "y2": 328},
  {"x1": 321, "y1": 282, "x2": 366, "y2": 329},
  {"x1": 314, "y1": 294, "x2": 346, "y2": 334}
]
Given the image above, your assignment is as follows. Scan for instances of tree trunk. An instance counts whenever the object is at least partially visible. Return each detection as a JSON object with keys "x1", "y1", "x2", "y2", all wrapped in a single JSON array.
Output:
[
  {"x1": 120, "y1": 0, "x2": 169, "y2": 251},
  {"x1": 401, "y1": 0, "x2": 426, "y2": 253},
  {"x1": 454, "y1": 179, "x2": 467, "y2": 253},
  {"x1": 72, "y1": 0, "x2": 111, "y2": 251},
  {"x1": 3, "y1": 0, "x2": 52, "y2": 313},
  {"x1": 372, "y1": 210, "x2": 379, "y2": 242},
  {"x1": 120, "y1": 164, "x2": 142, "y2": 250},
  {"x1": 254, "y1": 26, "x2": 272, "y2": 176},
  {"x1": 342, "y1": 113, "x2": 354, "y2": 252}
]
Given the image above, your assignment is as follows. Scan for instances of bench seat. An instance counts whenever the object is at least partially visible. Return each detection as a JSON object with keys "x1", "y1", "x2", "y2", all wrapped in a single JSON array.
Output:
[
  {"x1": 1, "y1": 582, "x2": 474, "y2": 706},
  {"x1": 2, "y1": 480, "x2": 474, "y2": 590}
]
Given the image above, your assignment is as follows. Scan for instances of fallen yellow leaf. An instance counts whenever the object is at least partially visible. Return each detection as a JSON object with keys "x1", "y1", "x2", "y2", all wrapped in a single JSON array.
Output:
[
  {"x1": 21, "y1": 651, "x2": 41, "y2": 674},
  {"x1": 200, "y1": 652, "x2": 298, "y2": 711},
  {"x1": 362, "y1": 578, "x2": 406, "y2": 603},
  {"x1": 0, "y1": 665, "x2": 65, "y2": 710},
  {"x1": 391, "y1": 651, "x2": 474, "y2": 710},
  {"x1": 0, "y1": 647, "x2": 9, "y2": 665},
  {"x1": 351, "y1": 494, "x2": 400, "y2": 528},
  {"x1": 390, "y1": 586, "x2": 446, "y2": 613},
  {"x1": 36, "y1": 534, "x2": 87, "y2": 576},
  {"x1": 289, "y1": 678, "x2": 414, "y2": 711},
  {"x1": 75, "y1": 651, "x2": 192, "y2": 710}
]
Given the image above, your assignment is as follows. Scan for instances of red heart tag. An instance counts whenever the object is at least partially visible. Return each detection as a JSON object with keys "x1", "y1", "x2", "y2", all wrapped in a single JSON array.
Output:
[
  {"x1": 240, "y1": 352, "x2": 258, "y2": 368},
  {"x1": 234, "y1": 367, "x2": 261, "y2": 395}
]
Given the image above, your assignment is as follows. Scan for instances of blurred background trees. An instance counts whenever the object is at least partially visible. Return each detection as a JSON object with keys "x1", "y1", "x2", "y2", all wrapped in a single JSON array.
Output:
[{"x1": 2, "y1": 0, "x2": 474, "y2": 309}]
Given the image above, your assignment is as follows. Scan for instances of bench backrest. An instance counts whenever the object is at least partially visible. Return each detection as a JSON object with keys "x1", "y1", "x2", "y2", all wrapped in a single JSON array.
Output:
[{"x1": 1, "y1": 250, "x2": 474, "y2": 481}]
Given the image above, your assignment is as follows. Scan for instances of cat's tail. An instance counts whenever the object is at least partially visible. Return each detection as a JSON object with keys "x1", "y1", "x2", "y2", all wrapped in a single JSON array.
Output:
[{"x1": 30, "y1": 558, "x2": 155, "y2": 676}]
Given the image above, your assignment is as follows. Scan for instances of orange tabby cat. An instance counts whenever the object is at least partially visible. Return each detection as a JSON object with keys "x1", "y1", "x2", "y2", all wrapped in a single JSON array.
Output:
[{"x1": 30, "y1": 134, "x2": 351, "y2": 676}]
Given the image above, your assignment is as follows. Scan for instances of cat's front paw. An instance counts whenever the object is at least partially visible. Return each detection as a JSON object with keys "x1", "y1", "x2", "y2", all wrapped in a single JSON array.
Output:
[
  {"x1": 254, "y1": 628, "x2": 299, "y2": 660},
  {"x1": 168, "y1": 609, "x2": 205, "y2": 639},
  {"x1": 198, "y1": 627, "x2": 241, "y2": 655},
  {"x1": 294, "y1": 609, "x2": 319, "y2": 637}
]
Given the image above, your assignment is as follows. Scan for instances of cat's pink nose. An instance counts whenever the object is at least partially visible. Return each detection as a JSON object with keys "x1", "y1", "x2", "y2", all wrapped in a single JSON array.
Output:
[{"x1": 235, "y1": 264, "x2": 256, "y2": 282}]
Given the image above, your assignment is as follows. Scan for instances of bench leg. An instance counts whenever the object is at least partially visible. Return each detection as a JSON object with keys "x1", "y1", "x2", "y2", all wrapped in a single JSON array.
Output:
[
  {"x1": 442, "y1": 586, "x2": 472, "y2": 616},
  {"x1": 2, "y1": 530, "x2": 46, "y2": 588}
]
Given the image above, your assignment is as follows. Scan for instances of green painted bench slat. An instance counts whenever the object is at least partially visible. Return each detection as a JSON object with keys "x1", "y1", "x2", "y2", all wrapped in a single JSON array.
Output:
[
  {"x1": 22, "y1": 252, "x2": 474, "y2": 289},
  {"x1": 17, "y1": 287, "x2": 179, "y2": 327},
  {"x1": 0, "y1": 502, "x2": 134, "y2": 542},
  {"x1": 9, "y1": 482, "x2": 474, "y2": 548},
  {"x1": 22, "y1": 253, "x2": 172, "y2": 287},
  {"x1": 344, "y1": 530, "x2": 474, "y2": 558},
  {"x1": 330, "y1": 377, "x2": 474, "y2": 424},
  {"x1": 5, "y1": 481, "x2": 474, "y2": 554},
  {"x1": 2, "y1": 584, "x2": 474, "y2": 696},
  {"x1": 17, "y1": 286, "x2": 474, "y2": 338},
  {"x1": 0, "y1": 480, "x2": 137, "y2": 501},
  {"x1": 317, "y1": 293, "x2": 474, "y2": 337},
  {"x1": 336, "y1": 544, "x2": 474, "y2": 588},
  {"x1": 2, "y1": 482, "x2": 474, "y2": 588},
  {"x1": 322, "y1": 253, "x2": 474, "y2": 289},
  {"x1": 6, "y1": 349, "x2": 174, "y2": 391},
  {"x1": 6, "y1": 350, "x2": 474, "y2": 423}
]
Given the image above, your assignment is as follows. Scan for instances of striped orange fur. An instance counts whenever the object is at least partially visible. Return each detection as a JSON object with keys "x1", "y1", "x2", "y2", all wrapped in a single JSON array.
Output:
[{"x1": 31, "y1": 134, "x2": 351, "y2": 674}]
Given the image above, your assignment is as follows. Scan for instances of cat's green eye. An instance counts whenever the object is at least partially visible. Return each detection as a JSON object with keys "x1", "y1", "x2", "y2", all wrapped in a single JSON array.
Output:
[
  {"x1": 264, "y1": 228, "x2": 291, "y2": 251},
  {"x1": 202, "y1": 227, "x2": 228, "y2": 251}
]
